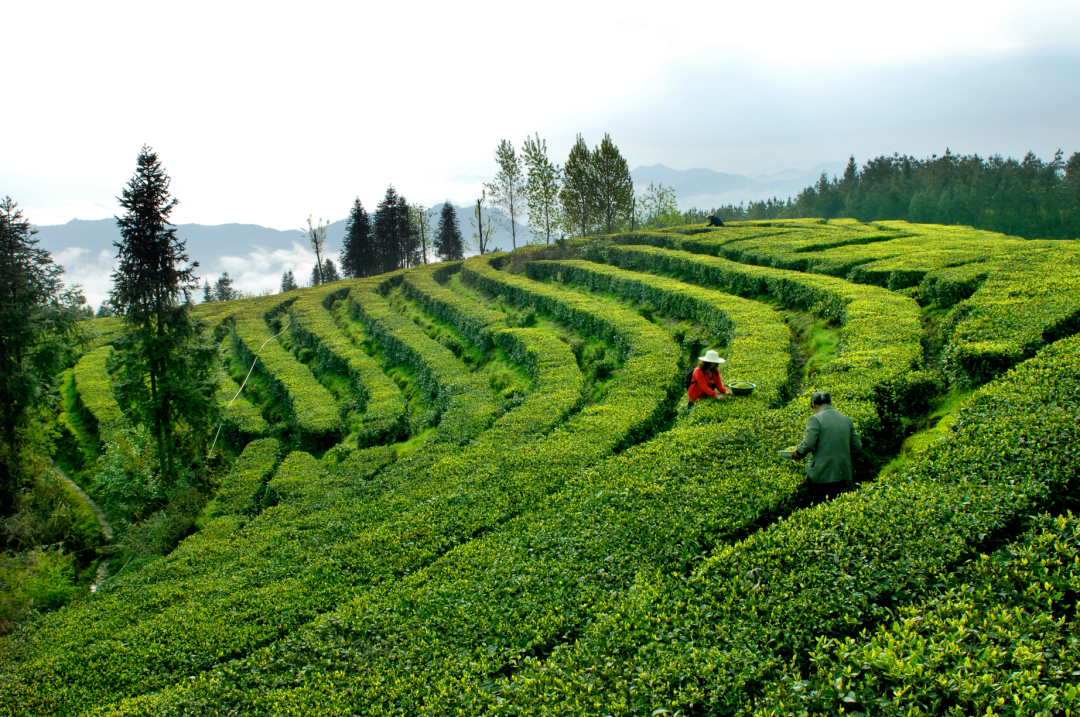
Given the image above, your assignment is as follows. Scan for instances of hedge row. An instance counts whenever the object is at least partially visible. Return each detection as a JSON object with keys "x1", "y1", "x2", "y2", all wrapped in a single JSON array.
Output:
[
  {"x1": 525, "y1": 258, "x2": 793, "y2": 407},
  {"x1": 287, "y1": 284, "x2": 407, "y2": 447},
  {"x1": 229, "y1": 301, "x2": 343, "y2": 444},
  {"x1": 0, "y1": 447, "x2": 398, "y2": 715},
  {"x1": 401, "y1": 262, "x2": 507, "y2": 350},
  {"x1": 205, "y1": 438, "x2": 280, "y2": 518},
  {"x1": 71, "y1": 345, "x2": 123, "y2": 441},
  {"x1": 214, "y1": 362, "x2": 269, "y2": 438},
  {"x1": 753, "y1": 511, "x2": 1080, "y2": 716},
  {"x1": 347, "y1": 274, "x2": 500, "y2": 445},
  {"x1": 0, "y1": 264, "x2": 671, "y2": 713},
  {"x1": 491, "y1": 331, "x2": 1080, "y2": 715},
  {"x1": 40, "y1": 254, "x2": 684, "y2": 714},
  {"x1": 602, "y1": 244, "x2": 931, "y2": 430},
  {"x1": 95, "y1": 252, "x2": 939, "y2": 713},
  {"x1": 621, "y1": 219, "x2": 1080, "y2": 387},
  {"x1": 942, "y1": 256, "x2": 1080, "y2": 385}
]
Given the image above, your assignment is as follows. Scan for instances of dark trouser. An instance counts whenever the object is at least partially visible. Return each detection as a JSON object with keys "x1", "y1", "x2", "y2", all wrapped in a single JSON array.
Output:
[{"x1": 808, "y1": 480, "x2": 851, "y2": 504}]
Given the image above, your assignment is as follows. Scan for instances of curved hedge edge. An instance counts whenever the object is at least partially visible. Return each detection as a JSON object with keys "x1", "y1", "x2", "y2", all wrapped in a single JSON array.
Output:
[
  {"x1": 401, "y1": 262, "x2": 507, "y2": 351},
  {"x1": 287, "y1": 284, "x2": 407, "y2": 448},
  {"x1": 475, "y1": 328, "x2": 588, "y2": 449},
  {"x1": 602, "y1": 244, "x2": 934, "y2": 434},
  {"x1": 346, "y1": 276, "x2": 500, "y2": 446},
  {"x1": 751, "y1": 510, "x2": 1080, "y2": 716},
  {"x1": 206, "y1": 438, "x2": 280, "y2": 518},
  {"x1": 942, "y1": 259, "x2": 1080, "y2": 386},
  {"x1": 229, "y1": 304, "x2": 343, "y2": 445},
  {"x1": 71, "y1": 345, "x2": 123, "y2": 443},
  {"x1": 525, "y1": 259, "x2": 793, "y2": 408},
  {"x1": 214, "y1": 362, "x2": 269, "y2": 439},
  {"x1": 495, "y1": 331, "x2": 1080, "y2": 715}
]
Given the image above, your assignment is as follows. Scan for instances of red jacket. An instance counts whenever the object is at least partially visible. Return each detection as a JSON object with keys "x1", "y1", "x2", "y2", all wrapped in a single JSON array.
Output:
[{"x1": 688, "y1": 366, "x2": 726, "y2": 402}]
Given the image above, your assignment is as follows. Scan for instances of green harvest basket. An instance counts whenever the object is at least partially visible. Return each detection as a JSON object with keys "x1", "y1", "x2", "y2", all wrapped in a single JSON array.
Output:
[{"x1": 728, "y1": 381, "x2": 756, "y2": 396}]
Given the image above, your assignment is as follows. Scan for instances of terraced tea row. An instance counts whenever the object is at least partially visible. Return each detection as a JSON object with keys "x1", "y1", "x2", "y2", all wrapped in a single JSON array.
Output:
[
  {"x1": 0, "y1": 260, "x2": 676, "y2": 712},
  {"x1": 617, "y1": 220, "x2": 1080, "y2": 385},
  {"x1": 485, "y1": 332, "x2": 1080, "y2": 715},
  {"x1": 7, "y1": 220, "x2": 1079, "y2": 716},
  {"x1": 287, "y1": 284, "x2": 407, "y2": 447},
  {"x1": 347, "y1": 273, "x2": 502, "y2": 445},
  {"x1": 71, "y1": 345, "x2": 123, "y2": 441},
  {"x1": 229, "y1": 298, "x2": 343, "y2": 445},
  {"x1": 75, "y1": 243, "x2": 980, "y2": 714}
]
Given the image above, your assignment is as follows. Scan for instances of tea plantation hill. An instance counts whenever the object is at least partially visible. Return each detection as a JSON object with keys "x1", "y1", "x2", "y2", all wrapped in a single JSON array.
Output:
[{"x1": 2, "y1": 219, "x2": 1079, "y2": 716}]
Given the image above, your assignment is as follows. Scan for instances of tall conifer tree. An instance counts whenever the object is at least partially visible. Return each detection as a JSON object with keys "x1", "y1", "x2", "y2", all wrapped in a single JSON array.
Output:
[
  {"x1": 591, "y1": 133, "x2": 633, "y2": 235},
  {"x1": 110, "y1": 146, "x2": 215, "y2": 482},
  {"x1": 434, "y1": 201, "x2": 464, "y2": 260},
  {"x1": 340, "y1": 197, "x2": 375, "y2": 278},
  {"x1": 0, "y1": 197, "x2": 82, "y2": 506},
  {"x1": 561, "y1": 134, "x2": 595, "y2": 237},
  {"x1": 373, "y1": 185, "x2": 416, "y2": 273}
]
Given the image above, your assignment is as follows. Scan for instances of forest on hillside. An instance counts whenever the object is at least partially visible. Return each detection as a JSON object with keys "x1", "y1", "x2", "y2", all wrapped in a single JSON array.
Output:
[{"x1": 702, "y1": 149, "x2": 1080, "y2": 239}]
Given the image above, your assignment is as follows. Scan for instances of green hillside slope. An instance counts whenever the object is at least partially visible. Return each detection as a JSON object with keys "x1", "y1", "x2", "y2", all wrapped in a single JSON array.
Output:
[{"x1": 1, "y1": 219, "x2": 1078, "y2": 716}]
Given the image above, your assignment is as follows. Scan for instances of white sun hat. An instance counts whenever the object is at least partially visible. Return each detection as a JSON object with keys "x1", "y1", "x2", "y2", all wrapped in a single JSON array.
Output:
[{"x1": 698, "y1": 350, "x2": 726, "y2": 364}]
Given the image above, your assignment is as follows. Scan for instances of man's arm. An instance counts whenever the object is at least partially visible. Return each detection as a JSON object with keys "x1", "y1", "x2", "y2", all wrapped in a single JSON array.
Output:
[
  {"x1": 850, "y1": 421, "x2": 863, "y2": 451},
  {"x1": 792, "y1": 415, "x2": 819, "y2": 460}
]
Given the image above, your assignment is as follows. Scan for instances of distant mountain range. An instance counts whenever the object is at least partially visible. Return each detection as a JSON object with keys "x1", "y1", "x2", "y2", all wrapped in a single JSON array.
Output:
[
  {"x1": 33, "y1": 164, "x2": 840, "y2": 308},
  {"x1": 630, "y1": 162, "x2": 847, "y2": 209}
]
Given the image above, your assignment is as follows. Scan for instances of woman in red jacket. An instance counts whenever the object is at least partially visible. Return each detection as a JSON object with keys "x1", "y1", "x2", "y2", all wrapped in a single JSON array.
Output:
[{"x1": 688, "y1": 349, "x2": 732, "y2": 408}]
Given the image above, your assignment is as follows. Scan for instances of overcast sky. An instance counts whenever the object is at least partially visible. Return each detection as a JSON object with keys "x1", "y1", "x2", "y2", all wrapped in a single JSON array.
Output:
[{"x1": 3, "y1": 0, "x2": 1079, "y2": 231}]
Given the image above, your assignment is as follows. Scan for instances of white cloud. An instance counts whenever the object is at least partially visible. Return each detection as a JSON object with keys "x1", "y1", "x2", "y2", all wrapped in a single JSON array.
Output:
[
  {"x1": 53, "y1": 247, "x2": 116, "y2": 310},
  {"x1": 215, "y1": 242, "x2": 319, "y2": 298}
]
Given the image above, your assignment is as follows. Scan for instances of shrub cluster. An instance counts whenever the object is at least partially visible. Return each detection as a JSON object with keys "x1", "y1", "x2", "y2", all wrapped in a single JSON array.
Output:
[
  {"x1": 287, "y1": 285, "x2": 407, "y2": 447},
  {"x1": 753, "y1": 511, "x2": 1080, "y2": 716}
]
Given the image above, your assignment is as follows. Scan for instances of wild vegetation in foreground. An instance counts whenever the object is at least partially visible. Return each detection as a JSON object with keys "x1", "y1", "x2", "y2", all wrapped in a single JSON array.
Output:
[{"x1": 1, "y1": 214, "x2": 1079, "y2": 716}]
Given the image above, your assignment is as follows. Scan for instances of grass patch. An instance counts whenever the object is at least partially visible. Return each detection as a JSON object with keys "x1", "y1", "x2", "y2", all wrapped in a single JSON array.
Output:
[{"x1": 878, "y1": 387, "x2": 975, "y2": 479}]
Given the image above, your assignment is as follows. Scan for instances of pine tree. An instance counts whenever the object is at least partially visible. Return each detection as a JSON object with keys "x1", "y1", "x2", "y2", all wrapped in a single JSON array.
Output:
[
  {"x1": 109, "y1": 146, "x2": 216, "y2": 483},
  {"x1": 202, "y1": 280, "x2": 213, "y2": 303},
  {"x1": 561, "y1": 134, "x2": 595, "y2": 237},
  {"x1": 592, "y1": 133, "x2": 633, "y2": 235},
  {"x1": 373, "y1": 185, "x2": 414, "y2": 273},
  {"x1": 484, "y1": 140, "x2": 526, "y2": 250},
  {"x1": 434, "y1": 201, "x2": 464, "y2": 261},
  {"x1": 522, "y1": 133, "x2": 561, "y2": 244},
  {"x1": 212, "y1": 271, "x2": 235, "y2": 302},
  {"x1": 280, "y1": 269, "x2": 298, "y2": 293},
  {"x1": 321, "y1": 258, "x2": 341, "y2": 283},
  {"x1": 0, "y1": 197, "x2": 83, "y2": 507},
  {"x1": 340, "y1": 197, "x2": 375, "y2": 278}
]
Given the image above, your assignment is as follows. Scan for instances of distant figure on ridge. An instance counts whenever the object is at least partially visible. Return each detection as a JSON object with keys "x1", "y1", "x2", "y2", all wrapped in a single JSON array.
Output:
[
  {"x1": 686, "y1": 349, "x2": 732, "y2": 411},
  {"x1": 788, "y1": 391, "x2": 862, "y2": 501},
  {"x1": 706, "y1": 214, "x2": 724, "y2": 227}
]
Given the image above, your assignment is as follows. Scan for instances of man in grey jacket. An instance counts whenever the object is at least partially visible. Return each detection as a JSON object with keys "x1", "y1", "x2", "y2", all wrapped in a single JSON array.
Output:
[{"x1": 791, "y1": 391, "x2": 862, "y2": 501}]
